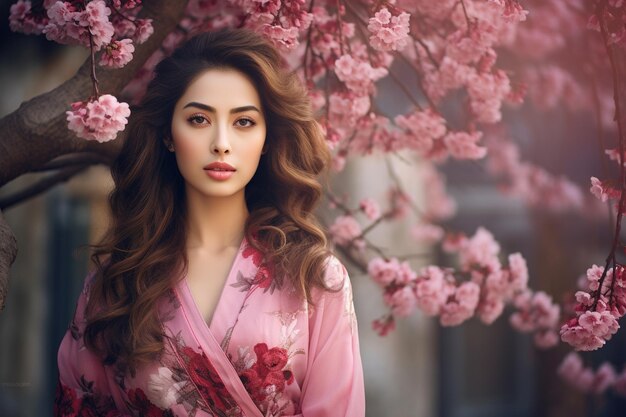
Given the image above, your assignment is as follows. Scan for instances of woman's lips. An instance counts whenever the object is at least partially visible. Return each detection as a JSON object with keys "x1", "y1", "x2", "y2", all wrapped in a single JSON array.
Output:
[{"x1": 204, "y1": 169, "x2": 234, "y2": 180}]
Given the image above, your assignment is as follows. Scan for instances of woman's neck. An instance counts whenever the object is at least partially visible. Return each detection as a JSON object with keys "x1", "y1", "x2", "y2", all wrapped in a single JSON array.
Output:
[{"x1": 184, "y1": 187, "x2": 248, "y2": 252}]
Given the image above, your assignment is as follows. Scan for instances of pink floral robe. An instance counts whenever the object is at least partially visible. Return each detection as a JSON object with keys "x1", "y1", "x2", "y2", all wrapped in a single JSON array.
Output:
[{"x1": 54, "y1": 237, "x2": 365, "y2": 417}]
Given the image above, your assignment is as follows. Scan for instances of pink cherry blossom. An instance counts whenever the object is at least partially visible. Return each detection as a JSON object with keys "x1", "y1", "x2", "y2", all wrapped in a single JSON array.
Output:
[
  {"x1": 560, "y1": 321, "x2": 607, "y2": 351},
  {"x1": 385, "y1": 286, "x2": 416, "y2": 317},
  {"x1": 367, "y1": 7, "x2": 410, "y2": 51},
  {"x1": 329, "y1": 92, "x2": 370, "y2": 128},
  {"x1": 79, "y1": 0, "x2": 115, "y2": 49},
  {"x1": 44, "y1": 0, "x2": 114, "y2": 50},
  {"x1": 467, "y1": 70, "x2": 511, "y2": 124},
  {"x1": 605, "y1": 148, "x2": 626, "y2": 166},
  {"x1": 429, "y1": 56, "x2": 476, "y2": 102},
  {"x1": 578, "y1": 311, "x2": 619, "y2": 339},
  {"x1": 394, "y1": 109, "x2": 447, "y2": 154},
  {"x1": 9, "y1": 0, "x2": 48, "y2": 34},
  {"x1": 488, "y1": 0, "x2": 529, "y2": 23},
  {"x1": 329, "y1": 215, "x2": 364, "y2": 248},
  {"x1": 368, "y1": 257, "x2": 401, "y2": 287},
  {"x1": 590, "y1": 177, "x2": 620, "y2": 202},
  {"x1": 533, "y1": 330, "x2": 558, "y2": 348},
  {"x1": 410, "y1": 223, "x2": 444, "y2": 244},
  {"x1": 66, "y1": 94, "x2": 130, "y2": 142},
  {"x1": 459, "y1": 227, "x2": 500, "y2": 269},
  {"x1": 477, "y1": 296, "x2": 505, "y2": 324},
  {"x1": 421, "y1": 164, "x2": 457, "y2": 221},
  {"x1": 442, "y1": 233, "x2": 468, "y2": 253},
  {"x1": 133, "y1": 18, "x2": 154, "y2": 44},
  {"x1": 558, "y1": 352, "x2": 619, "y2": 394},
  {"x1": 443, "y1": 131, "x2": 487, "y2": 160},
  {"x1": 99, "y1": 38, "x2": 135, "y2": 68},
  {"x1": 372, "y1": 315, "x2": 396, "y2": 336},
  {"x1": 563, "y1": 264, "x2": 626, "y2": 343},
  {"x1": 508, "y1": 253, "x2": 529, "y2": 291},
  {"x1": 510, "y1": 290, "x2": 560, "y2": 348},
  {"x1": 483, "y1": 132, "x2": 585, "y2": 213},
  {"x1": 593, "y1": 363, "x2": 617, "y2": 394},
  {"x1": 445, "y1": 26, "x2": 494, "y2": 66},
  {"x1": 262, "y1": 25, "x2": 301, "y2": 50},
  {"x1": 359, "y1": 197, "x2": 381, "y2": 220},
  {"x1": 614, "y1": 368, "x2": 626, "y2": 396},
  {"x1": 440, "y1": 281, "x2": 480, "y2": 326},
  {"x1": 334, "y1": 54, "x2": 388, "y2": 94},
  {"x1": 414, "y1": 266, "x2": 449, "y2": 316},
  {"x1": 557, "y1": 352, "x2": 583, "y2": 382}
]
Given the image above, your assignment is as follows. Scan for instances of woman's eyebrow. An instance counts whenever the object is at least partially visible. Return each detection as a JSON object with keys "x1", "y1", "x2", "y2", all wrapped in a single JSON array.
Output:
[{"x1": 183, "y1": 102, "x2": 261, "y2": 114}]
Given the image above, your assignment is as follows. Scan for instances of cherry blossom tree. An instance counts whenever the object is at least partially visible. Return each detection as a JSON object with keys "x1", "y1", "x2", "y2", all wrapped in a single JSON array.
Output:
[{"x1": 3, "y1": 0, "x2": 626, "y2": 402}]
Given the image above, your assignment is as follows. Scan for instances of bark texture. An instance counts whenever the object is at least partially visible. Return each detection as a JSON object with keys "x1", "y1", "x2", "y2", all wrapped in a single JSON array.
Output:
[{"x1": 0, "y1": 0, "x2": 189, "y2": 311}]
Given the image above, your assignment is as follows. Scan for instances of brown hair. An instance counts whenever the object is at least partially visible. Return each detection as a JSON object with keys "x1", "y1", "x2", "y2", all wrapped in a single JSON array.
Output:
[{"x1": 84, "y1": 28, "x2": 333, "y2": 374}]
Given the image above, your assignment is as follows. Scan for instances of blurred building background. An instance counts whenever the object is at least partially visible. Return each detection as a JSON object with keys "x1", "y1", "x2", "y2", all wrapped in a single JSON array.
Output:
[{"x1": 1, "y1": 2, "x2": 626, "y2": 417}]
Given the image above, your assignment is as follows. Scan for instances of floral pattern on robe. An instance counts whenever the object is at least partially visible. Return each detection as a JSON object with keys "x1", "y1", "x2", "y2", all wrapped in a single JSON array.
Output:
[{"x1": 55, "y1": 237, "x2": 365, "y2": 417}]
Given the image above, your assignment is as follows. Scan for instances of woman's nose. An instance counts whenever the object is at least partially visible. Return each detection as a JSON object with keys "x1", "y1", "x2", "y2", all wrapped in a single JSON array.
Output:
[{"x1": 211, "y1": 124, "x2": 231, "y2": 155}]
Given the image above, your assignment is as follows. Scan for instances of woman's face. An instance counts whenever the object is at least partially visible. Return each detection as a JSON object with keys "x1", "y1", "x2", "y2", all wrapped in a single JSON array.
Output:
[{"x1": 170, "y1": 68, "x2": 267, "y2": 201}]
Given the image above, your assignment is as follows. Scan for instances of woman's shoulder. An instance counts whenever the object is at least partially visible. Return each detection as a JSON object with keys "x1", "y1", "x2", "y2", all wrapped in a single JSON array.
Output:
[
  {"x1": 308, "y1": 254, "x2": 359, "y2": 333},
  {"x1": 321, "y1": 253, "x2": 350, "y2": 291},
  {"x1": 306, "y1": 253, "x2": 353, "y2": 306}
]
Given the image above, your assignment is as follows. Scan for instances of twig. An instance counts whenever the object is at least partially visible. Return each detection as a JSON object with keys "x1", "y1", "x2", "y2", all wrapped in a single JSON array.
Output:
[{"x1": 593, "y1": 0, "x2": 626, "y2": 309}]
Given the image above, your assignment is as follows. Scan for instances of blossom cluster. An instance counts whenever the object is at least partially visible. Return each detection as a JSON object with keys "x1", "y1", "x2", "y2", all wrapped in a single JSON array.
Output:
[
  {"x1": 484, "y1": 131, "x2": 587, "y2": 214},
  {"x1": 509, "y1": 289, "x2": 561, "y2": 348},
  {"x1": 588, "y1": 0, "x2": 626, "y2": 46},
  {"x1": 560, "y1": 264, "x2": 626, "y2": 351},
  {"x1": 11, "y1": 0, "x2": 152, "y2": 54},
  {"x1": 557, "y1": 352, "x2": 626, "y2": 396},
  {"x1": 66, "y1": 94, "x2": 130, "y2": 143},
  {"x1": 367, "y1": 226, "x2": 560, "y2": 347},
  {"x1": 9, "y1": 0, "x2": 153, "y2": 141},
  {"x1": 367, "y1": 7, "x2": 411, "y2": 51},
  {"x1": 233, "y1": 0, "x2": 313, "y2": 51}
]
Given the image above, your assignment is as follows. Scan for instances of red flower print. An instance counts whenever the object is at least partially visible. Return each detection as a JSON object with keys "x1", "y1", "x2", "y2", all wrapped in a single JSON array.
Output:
[
  {"x1": 263, "y1": 371, "x2": 286, "y2": 390},
  {"x1": 283, "y1": 369, "x2": 294, "y2": 385},
  {"x1": 253, "y1": 266, "x2": 273, "y2": 289},
  {"x1": 235, "y1": 342, "x2": 298, "y2": 413},
  {"x1": 126, "y1": 387, "x2": 175, "y2": 417},
  {"x1": 175, "y1": 344, "x2": 239, "y2": 414},
  {"x1": 252, "y1": 344, "x2": 270, "y2": 375},
  {"x1": 53, "y1": 379, "x2": 123, "y2": 417},
  {"x1": 76, "y1": 397, "x2": 99, "y2": 417},
  {"x1": 54, "y1": 381, "x2": 79, "y2": 416},
  {"x1": 242, "y1": 243, "x2": 264, "y2": 267},
  {"x1": 261, "y1": 347, "x2": 288, "y2": 372},
  {"x1": 239, "y1": 368, "x2": 263, "y2": 391},
  {"x1": 186, "y1": 351, "x2": 228, "y2": 410}
]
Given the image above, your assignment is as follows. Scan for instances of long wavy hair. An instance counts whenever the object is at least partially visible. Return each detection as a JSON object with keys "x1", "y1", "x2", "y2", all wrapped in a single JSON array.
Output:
[{"x1": 83, "y1": 28, "x2": 333, "y2": 374}]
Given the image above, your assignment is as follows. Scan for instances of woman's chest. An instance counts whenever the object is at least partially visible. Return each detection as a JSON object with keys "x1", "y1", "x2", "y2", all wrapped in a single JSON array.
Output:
[
  {"x1": 184, "y1": 247, "x2": 240, "y2": 326},
  {"x1": 119, "y1": 285, "x2": 310, "y2": 417}
]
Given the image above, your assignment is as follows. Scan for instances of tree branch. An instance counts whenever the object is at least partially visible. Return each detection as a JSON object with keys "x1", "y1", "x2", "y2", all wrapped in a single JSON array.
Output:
[
  {"x1": 0, "y1": 0, "x2": 189, "y2": 187},
  {"x1": 31, "y1": 152, "x2": 108, "y2": 172},
  {"x1": 0, "y1": 211, "x2": 17, "y2": 311},
  {"x1": 0, "y1": 164, "x2": 91, "y2": 211},
  {"x1": 0, "y1": 0, "x2": 189, "y2": 311}
]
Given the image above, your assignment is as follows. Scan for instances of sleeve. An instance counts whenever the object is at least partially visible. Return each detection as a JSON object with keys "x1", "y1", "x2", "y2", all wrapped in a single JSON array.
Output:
[
  {"x1": 54, "y1": 271, "x2": 130, "y2": 417},
  {"x1": 299, "y1": 256, "x2": 366, "y2": 417}
]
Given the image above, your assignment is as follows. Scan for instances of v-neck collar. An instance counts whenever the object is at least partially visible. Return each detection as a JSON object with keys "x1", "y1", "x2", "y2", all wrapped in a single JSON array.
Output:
[{"x1": 177, "y1": 236, "x2": 247, "y2": 335}]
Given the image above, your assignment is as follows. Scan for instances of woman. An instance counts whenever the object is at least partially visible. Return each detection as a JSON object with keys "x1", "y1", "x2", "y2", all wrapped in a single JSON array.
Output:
[{"x1": 54, "y1": 28, "x2": 365, "y2": 417}]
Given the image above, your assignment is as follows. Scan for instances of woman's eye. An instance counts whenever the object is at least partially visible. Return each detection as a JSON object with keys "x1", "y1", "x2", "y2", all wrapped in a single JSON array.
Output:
[
  {"x1": 188, "y1": 115, "x2": 208, "y2": 125},
  {"x1": 236, "y1": 118, "x2": 256, "y2": 128}
]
